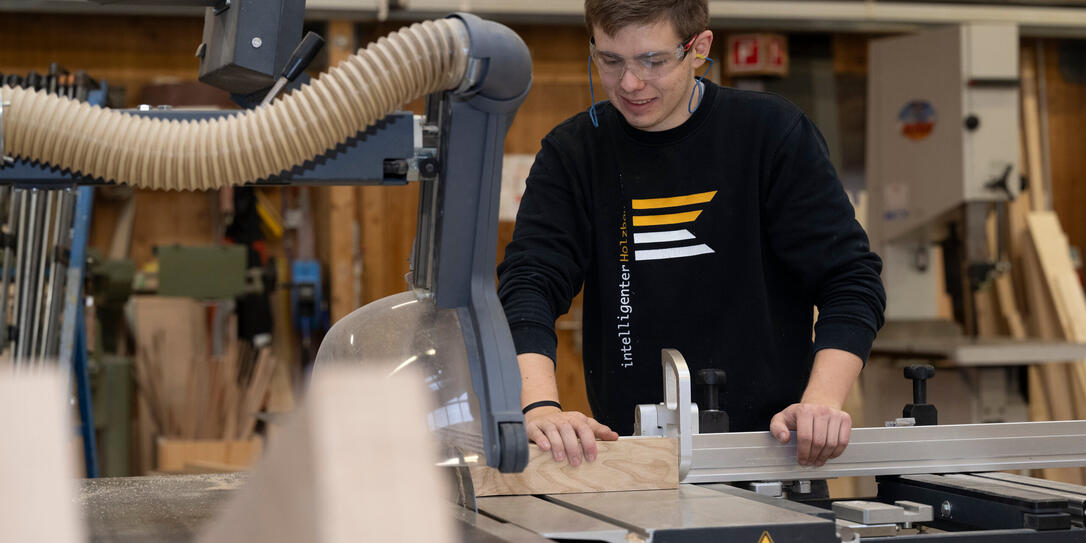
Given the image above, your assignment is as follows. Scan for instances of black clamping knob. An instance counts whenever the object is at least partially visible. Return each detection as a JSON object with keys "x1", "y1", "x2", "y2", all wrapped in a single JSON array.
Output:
[
  {"x1": 903, "y1": 364, "x2": 938, "y2": 426},
  {"x1": 695, "y1": 369, "x2": 729, "y2": 433},
  {"x1": 281, "y1": 32, "x2": 326, "y2": 83}
]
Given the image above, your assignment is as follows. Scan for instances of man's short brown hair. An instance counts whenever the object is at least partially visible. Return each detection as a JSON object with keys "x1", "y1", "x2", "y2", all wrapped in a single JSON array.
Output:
[{"x1": 584, "y1": 0, "x2": 708, "y2": 41}]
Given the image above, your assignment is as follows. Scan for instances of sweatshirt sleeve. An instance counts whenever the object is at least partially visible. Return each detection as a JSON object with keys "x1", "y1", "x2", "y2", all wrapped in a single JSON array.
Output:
[
  {"x1": 497, "y1": 136, "x2": 593, "y2": 364},
  {"x1": 763, "y1": 114, "x2": 886, "y2": 363}
]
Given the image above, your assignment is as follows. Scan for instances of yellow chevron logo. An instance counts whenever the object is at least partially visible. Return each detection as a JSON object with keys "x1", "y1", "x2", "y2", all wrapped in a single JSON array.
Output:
[
  {"x1": 631, "y1": 190, "x2": 717, "y2": 210},
  {"x1": 631, "y1": 210, "x2": 702, "y2": 227},
  {"x1": 758, "y1": 531, "x2": 775, "y2": 543},
  {"x1": 628, "y1": 190, "x2": 717, "y2": 262}
]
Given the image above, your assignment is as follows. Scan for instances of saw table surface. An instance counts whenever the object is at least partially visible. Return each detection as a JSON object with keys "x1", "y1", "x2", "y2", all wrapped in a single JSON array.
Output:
[
  {"x1": 80, "y1": 474, "x2": 245, "y2": 542},
  {"x1": 79, "y1": 473, "x2": 548, "y2": 542}
]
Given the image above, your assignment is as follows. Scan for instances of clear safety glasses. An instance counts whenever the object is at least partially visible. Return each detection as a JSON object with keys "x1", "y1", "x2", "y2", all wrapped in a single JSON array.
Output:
[{"x1": 589, "y1": 33, "x2": 697, "y2": 81}]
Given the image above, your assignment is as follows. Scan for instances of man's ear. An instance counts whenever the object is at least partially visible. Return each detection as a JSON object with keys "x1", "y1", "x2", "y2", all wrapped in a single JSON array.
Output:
[{"x1": 694, "y1": 30, "x2": 714, "y2": 64}]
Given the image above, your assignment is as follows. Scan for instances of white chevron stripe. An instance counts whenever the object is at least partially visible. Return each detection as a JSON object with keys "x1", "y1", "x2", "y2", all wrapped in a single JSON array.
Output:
[
  {"x1": 633, "y1": 229, "x2": 696, "y2": 244},
  {"x1": 635, "y1": 244, "x2": 714, "y2": 261}
]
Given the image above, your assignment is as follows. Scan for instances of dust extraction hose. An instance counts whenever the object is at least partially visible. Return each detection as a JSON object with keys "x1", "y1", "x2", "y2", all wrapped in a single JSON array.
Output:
[{"x1": 0, "y1": 18, "x2": 469, "y2": 190}]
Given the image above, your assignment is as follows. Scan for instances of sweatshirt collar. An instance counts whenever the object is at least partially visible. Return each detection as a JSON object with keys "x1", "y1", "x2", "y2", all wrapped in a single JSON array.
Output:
[{"x1": 614, "y1": 79, "x2": 719, "y2": 145}]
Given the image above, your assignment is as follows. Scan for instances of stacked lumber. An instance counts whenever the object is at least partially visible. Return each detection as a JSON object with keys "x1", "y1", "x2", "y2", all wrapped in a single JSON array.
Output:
[
  {"x1": 937, "y1": 42, "x2": 1084, "y2": 484},
  {"x1": 131, "y1": 296, "x2": 278, "y2": 472},
  {"x1": 1020, "y1": 214, "x2": 1086, "y2": 484},
  {"x1": 1005, "y1": 41, "x2": 1086, "y2": 484}
]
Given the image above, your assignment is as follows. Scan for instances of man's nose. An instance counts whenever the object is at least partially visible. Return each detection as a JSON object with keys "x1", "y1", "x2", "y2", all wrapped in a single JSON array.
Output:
[{"x1": 618, "y1": 66, "x2": 644, "y2": 92}]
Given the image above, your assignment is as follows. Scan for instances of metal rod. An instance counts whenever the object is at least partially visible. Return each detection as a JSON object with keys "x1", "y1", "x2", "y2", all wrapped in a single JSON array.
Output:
[
  {"x1": 58, "y1": 187, "x2": 93, "y2": 375},
  {"x1": 39, "y1": 190, "x2": 63, "y2": 359},
  {"x1": 42, "y1": 189, "x2": 75, "y2": 359},
  {"x1": 973, "y1": 471, "x2": 1086, "y2": 497},
  {"x1": 21, "y1": 190, "x2": 45, "y2": 363},
  {"x1": 912, "y1": 376, "x2": 926, "y2": 404},
  {"x1": 684, "y1": 420, "x2": 1086, "y2": 483},
  {"x1": 30, "y1": 190, "x2": 54, "y2": 360},
  {"x1": 0, "y1": 187, "x2": 14, "y2": 355},
  {"x1": 8, "y1": 189, "x2": 26, "y2": 363},
  {"x1": 14, "y1": 189, "x2": 39, "y2": 364},
  {"x1": 37, "y1": 191, "x2": 61, "y2": 359}
]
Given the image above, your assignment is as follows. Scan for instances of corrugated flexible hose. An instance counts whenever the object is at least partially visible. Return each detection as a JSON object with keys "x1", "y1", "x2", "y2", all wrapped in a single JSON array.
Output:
[{"x1": 0, "y1": 18, "x2": 469, "y2": 190}]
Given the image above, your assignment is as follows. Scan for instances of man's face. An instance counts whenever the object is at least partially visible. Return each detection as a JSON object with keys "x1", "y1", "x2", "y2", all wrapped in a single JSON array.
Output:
[{"x1": 591, "y1": 20, "x2": 711, "y2": 132}]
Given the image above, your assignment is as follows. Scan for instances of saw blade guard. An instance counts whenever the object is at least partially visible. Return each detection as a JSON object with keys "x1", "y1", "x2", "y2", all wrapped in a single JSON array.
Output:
[{"x1": 315, "y1": 291, "x2": 486, "y2": 464}]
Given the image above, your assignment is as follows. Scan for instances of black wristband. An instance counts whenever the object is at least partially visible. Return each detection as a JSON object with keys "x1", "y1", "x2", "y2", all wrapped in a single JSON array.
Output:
[{"x1": 521, "y1": 400, "x2": 561, "y2": 414}]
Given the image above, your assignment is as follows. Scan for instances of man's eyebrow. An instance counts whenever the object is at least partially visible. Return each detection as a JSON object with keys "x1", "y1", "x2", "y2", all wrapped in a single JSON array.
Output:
[{"x1": 596, "y1": 48, "x2": 668, "y2": 58}]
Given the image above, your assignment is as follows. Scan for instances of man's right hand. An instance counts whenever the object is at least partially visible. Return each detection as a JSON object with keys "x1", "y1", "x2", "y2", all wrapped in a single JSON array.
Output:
[
  {"x1": 517, "y1": 352, "x2": 619, "y2": 465},
  {"x1": 524, "y1": 405, "x2": 618, "y2": 465}
]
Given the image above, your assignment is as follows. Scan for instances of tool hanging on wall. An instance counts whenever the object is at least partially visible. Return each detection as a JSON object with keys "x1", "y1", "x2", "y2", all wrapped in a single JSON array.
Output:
[
  {"x1": 0, "y1": 65, "x2": 103, "y2": 365},
  {"x1": 1, "y1": 187, "x2": 77, "y2": 363},
  {"x1": 0, "y1": 64, "x2": 107, "y2": 478}
]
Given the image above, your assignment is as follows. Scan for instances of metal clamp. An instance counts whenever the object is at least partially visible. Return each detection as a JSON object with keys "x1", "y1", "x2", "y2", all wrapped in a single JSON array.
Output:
[
  {"x1": 0, "y1": 88, "x2": 13, "y2": 167},
  {"x1": 634, "y1": 348, "x2": 697, "y2": 480},
  {"x1": 832, "y1": 500, "x2": 934, "y2": 527}
]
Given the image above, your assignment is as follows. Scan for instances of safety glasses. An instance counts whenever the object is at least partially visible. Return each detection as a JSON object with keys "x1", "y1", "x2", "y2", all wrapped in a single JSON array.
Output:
[{"x1": 589, "y1": 33, "x2": 698, "y2": 82}]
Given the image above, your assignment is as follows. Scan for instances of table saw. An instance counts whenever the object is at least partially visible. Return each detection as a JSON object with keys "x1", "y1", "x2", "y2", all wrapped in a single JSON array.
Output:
[{"x1": 77, "y1": 349, "x2": 1086, "y2": 542}]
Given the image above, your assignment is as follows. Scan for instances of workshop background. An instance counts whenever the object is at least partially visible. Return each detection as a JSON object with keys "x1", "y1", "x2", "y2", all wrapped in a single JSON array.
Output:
[{"x1": 1, "y1": 1, "x2": 1084, "y2": 495}]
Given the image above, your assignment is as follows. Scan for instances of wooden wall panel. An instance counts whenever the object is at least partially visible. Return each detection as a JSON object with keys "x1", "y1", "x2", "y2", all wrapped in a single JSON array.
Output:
[
  {"x1": 0, "y1": 13, "x2": 203, "y2": 107},
  {"x1": 832, "y1": 33, "x2": 871, "y2": 75},
  {"x1": 326, "y1": 19, "x2": 362, "y2": 321},
  {"x1": 1044, "y1": 40, "x2": 1086, "y2": 257},
  {"x1": 90, "y1": 189, "x2": 217, "y2": 268},
  {"x1": 357, "y1": 185, "x2": 419, "y2": 304}
]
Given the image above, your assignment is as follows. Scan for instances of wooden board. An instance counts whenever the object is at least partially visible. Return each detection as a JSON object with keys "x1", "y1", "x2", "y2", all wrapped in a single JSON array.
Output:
[
  {"x1": 469, "y1": 437, "x2": 678, "y2": 497},
  {"x1": 1027, "y1": 213, "x2": 1086, "y2": 417},
  {"x1": 1027, "y1": 213, "x2": 1086, "y2": 392},
  {"x1": 156, "y1": 438, "x2": 263, "y2": 473},
  {"x1": 0, "y1": 369, "x2": 83, "y2": 543},
  {"x1": 198, "y1": 365, "x2": 451, "y2": 543},
  {"x1": 1022, "y1": 213, "x2": 1086, "y2": 484},
  {"x1": 1020, "y1": 40, "x2": 1047, "y2": 212},
  {"x1": 1042, "y1": 39, "x2": 1086, "y2": 260},
  {"x1": 1021, "y1": 234, "x2": 1078, "y2": 423},
  {"x1": 131, "y1": 296, "x2": 210, "y2": 472}
]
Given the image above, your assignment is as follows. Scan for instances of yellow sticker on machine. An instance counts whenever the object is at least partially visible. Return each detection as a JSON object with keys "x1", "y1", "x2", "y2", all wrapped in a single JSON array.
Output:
[{"x1": 757, "y1": 531, "x2": 774, "y2": 543}]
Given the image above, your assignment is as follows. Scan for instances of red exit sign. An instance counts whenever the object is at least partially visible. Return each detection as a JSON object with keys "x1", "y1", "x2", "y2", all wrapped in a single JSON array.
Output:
[{"x1": 726, "y1": 34, "x2": 789, "y2": 77}]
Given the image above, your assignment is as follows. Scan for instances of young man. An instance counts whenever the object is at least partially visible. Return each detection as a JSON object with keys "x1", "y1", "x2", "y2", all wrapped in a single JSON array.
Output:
[{"x1": 497, "y1": 0, "x2": 885, "y2": 469}]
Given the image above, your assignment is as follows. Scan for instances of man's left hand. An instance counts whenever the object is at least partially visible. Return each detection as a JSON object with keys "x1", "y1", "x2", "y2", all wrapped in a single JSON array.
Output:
[{"x1": 769, "y1": 403, "x2": 852, "y2": 467}]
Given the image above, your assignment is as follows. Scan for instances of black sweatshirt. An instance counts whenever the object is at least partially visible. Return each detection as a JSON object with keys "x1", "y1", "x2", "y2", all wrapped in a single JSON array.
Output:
[{"x1": 497, "y1": 81, "x2": 886, "y2": 436}]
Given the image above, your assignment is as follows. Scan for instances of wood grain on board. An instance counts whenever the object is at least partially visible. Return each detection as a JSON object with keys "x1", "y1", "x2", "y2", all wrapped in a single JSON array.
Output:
[{"x1": 470, "y1": 437, "x2": 678, "y2": 497}]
